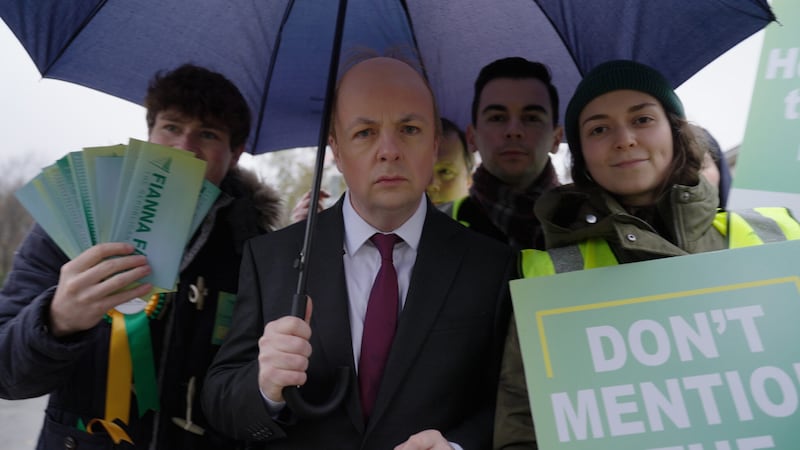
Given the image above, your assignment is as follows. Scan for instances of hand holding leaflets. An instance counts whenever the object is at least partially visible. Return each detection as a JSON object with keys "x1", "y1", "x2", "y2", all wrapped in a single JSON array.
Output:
[{"x1": 16, "y1": 139, "x2": 220, "y2": 309}]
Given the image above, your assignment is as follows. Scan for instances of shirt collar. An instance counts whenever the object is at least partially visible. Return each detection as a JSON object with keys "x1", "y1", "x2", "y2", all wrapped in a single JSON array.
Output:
[{"x1": 342, "y1": 191, "x2": 427, "y2": 254}]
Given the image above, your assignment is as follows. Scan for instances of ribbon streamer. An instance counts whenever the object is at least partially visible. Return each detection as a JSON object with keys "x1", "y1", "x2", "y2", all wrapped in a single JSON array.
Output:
[
  {"x1": 124, "y1": 311, "x2": 159, "y2": 414},
  {"x1": 97, "y1": 309, "x2": 160, "y2": 445},
  {"x1": 106, "y1": 310, "x2": 133, "y2": 423},
  {"x1": 87, "y1": 418, "x2": 134, "y2": 445}
]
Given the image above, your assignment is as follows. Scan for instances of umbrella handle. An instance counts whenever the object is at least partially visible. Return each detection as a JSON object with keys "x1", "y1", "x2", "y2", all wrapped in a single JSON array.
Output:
[
  {"x1": 282, "y1": 293, "x2": 351, "y2": 418},
  {"x1": 282, "y1": 367, "x2": 351, "y2": 419}
]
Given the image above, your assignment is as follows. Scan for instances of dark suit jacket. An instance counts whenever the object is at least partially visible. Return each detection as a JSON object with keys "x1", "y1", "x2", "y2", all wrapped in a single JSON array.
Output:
[{"x1": 203, "y1": 199, "x2": 514, "y2": 449}]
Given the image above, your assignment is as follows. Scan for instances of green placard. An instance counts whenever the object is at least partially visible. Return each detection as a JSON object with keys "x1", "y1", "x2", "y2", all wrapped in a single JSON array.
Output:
[
  {"x1": 731, "y1": 0, "x2": 800, "y2": 210},
  {"x1": 511, "y1": 240, "x2": 800, "y2": 450}
]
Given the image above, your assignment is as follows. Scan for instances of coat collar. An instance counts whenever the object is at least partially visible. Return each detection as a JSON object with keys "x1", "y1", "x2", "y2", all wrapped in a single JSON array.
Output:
[
  {"x1": 536, "y1": 178, "x2": 723, "y2": 258},
  {"x1": 219, "y1": 167, "x2": 282, "y2": 231}
]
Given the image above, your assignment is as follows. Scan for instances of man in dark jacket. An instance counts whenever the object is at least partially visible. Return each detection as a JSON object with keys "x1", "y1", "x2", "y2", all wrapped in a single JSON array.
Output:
[
  {"x1": 203, "y1": 56, "x2": 514, "y2": 450},
  {"x1": 441, "y1": 57, "x2": 562, "y2": 250},
  {"x1": 0, "y1": 64, "x2": 281, "y2": 449}
]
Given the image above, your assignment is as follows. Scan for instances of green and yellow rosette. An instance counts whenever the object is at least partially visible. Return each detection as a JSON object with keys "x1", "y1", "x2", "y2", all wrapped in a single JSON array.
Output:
[{"x1": 87, "y1": 294, "x2": 164, "y2": 444}]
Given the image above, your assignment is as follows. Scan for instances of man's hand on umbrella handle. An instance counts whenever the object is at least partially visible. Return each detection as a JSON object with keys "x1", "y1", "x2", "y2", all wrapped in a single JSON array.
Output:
[
  {"x1": 50, "y1": 242, "x2": 153, "y2": 337},
  {"x1": 290, "y1": 190, "x2": 330, "y2": 223},
  {"x1": 258, "y1": 297, "x2": 314, "y2": 402}
]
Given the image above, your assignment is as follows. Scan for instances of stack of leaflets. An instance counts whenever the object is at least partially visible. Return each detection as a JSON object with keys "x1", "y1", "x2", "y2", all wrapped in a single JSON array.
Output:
[{"x1": 16, "y1": 138, "x2": 220, "y2": 297}]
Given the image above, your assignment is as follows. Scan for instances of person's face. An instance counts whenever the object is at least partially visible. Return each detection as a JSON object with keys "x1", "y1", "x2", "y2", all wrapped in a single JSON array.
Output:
[
  {"x1": 329, "y1": 58, "x2": 438, "y2": 231},
  {"x1": 467, "y1": 78, "x2": 562, "y2": 190},
  {"x1": 427, "y1": 131, "x2": 471, "y2": 204},
  {"x1": 579, "y1": 90, "x2": 674, "y2": 207},
  {"x1": 148, "y1": 108, "x2": 243, "y2": 185}
]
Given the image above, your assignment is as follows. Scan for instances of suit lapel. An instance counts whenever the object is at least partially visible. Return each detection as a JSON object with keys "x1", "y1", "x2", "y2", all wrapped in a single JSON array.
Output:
[
  {"x1": 366, "y1": 204, "x2": 467, "y2": 427},
  {"x1": 306, "y1": 200, "x2": 364, "y2": 432}
]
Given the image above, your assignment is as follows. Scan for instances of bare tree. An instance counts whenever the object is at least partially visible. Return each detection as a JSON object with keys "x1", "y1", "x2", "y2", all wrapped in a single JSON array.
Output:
[
  {"x1": 241, "y1": 147, "x2": 345, "y2": 228},
  {"x1": 0, "y1": 157, "x2": 38, "y2": 283}
]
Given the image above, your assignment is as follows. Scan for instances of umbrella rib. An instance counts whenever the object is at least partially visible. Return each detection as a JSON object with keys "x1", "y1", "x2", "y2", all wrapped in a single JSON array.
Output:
[
  {"x1": 532, "y1": 0, "x2": 583, "y2": 75},
  {"x1": 41, "y1": 0, "x2": 110, "y2": 75},
  {"x1": 252, "y1": 0, "x2": 297, "y2": 151},
  {"x1": 718, "y1": 0, "x2": 775, "y2": 22},
  {"x1": 396, "y1": 0, "x2": 429, "y2": 82}
]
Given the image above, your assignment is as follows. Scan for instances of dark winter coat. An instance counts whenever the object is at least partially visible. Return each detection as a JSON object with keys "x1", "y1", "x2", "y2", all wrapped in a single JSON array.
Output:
[{"x1": 0, "y1": 168, "x2": 281, "y2": 450}]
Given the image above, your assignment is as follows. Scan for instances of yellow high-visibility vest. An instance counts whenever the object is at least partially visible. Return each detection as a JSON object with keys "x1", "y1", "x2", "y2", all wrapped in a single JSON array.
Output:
[{"x1": 521, "y1": 208, "x2": 800, "y2": 278}]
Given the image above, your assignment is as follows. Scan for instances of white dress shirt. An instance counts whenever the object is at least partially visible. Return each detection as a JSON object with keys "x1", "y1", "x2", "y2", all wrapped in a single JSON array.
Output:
[{"x1": 341, "y1": 190, "x2": 426, "y2": 368}]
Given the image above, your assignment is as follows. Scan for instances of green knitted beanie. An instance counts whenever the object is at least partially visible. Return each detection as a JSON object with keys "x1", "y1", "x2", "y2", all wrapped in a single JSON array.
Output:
[{"x1": 565, "y1": 60, "x2": 685, "y2": 151}]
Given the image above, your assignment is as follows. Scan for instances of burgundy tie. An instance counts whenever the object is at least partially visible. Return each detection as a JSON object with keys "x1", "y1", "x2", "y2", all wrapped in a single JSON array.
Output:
[{"x1": 358, "y1": 233, "x2": 401, "y2": 420}]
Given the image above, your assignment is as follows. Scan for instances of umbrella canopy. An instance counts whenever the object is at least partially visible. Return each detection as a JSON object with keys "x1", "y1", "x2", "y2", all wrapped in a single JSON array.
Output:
[{"x1": 1, "y1": 0, "x2": 774, "y2": 155}]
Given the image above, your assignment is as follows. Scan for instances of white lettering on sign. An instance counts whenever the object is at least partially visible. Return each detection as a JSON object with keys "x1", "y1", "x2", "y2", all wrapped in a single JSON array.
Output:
[
  {"x1": 641, "y1": 379, "x2": 690, "y2": 431},
  {"x1": 586, "y1": 306, "x2": 764, "y2": 373},
  {"x1": 785, "y1": 88, "x2": 800, "y2": 119},
  {"x1": 550, "y1": 364, "x2": 800, "y2": 443},
  {"x1": 551, "y1": 389, "x2": 605, "y2": 441},
  {"x1": 765, "y1": 48, "x2": 799, "y2": 79},
  {"x1": 649, "y1": 435, "x2": 775, "y2": 449},
  {"x1": 552, "y1": 298, "x2": 796, "y2": 445}
]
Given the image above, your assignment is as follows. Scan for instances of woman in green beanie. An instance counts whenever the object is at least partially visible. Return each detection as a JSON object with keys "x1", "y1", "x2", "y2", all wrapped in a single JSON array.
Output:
[{"x1": 493, "y1": 60, "x2": 800, "y2": 449}]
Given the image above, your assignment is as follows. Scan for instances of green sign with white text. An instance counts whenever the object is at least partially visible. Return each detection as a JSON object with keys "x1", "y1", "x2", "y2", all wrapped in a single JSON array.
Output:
[
  {"x1": 731, "y1": 0, "x2": 800, "y2": 211},
  {"x1": 511, "y1": 240, "x2": 800, "y2": 450}
]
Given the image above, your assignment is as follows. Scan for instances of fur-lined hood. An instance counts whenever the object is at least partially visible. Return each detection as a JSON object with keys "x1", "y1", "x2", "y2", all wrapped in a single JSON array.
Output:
[{"x1": 223, "y1": 166, "x2": 283, "y2": 232}]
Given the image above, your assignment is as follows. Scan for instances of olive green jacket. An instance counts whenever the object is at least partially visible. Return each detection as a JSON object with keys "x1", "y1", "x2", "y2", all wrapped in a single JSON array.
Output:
[{"x1": 537, "y1": 178, "x2": 726, "y2": 262}]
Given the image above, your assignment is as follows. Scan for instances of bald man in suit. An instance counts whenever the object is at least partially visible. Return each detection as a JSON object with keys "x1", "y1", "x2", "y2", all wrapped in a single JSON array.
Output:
[{"x1": 203, "y1": 56, "x2": 514, "y2": 449}]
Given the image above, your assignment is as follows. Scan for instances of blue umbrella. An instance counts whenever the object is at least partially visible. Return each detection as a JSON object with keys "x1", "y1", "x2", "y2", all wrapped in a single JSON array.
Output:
[
  {"x1": 1, "y1": 0, "x2": 774, "y2": 155},
  {"x1": 1, "y1": 0, "x2": 776, "y2": 418}
]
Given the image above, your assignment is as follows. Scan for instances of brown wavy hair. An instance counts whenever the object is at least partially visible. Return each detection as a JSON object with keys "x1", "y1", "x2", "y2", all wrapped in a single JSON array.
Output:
[{"x1": 145, "y1": 64, "x2": 251, "y2": 151}]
